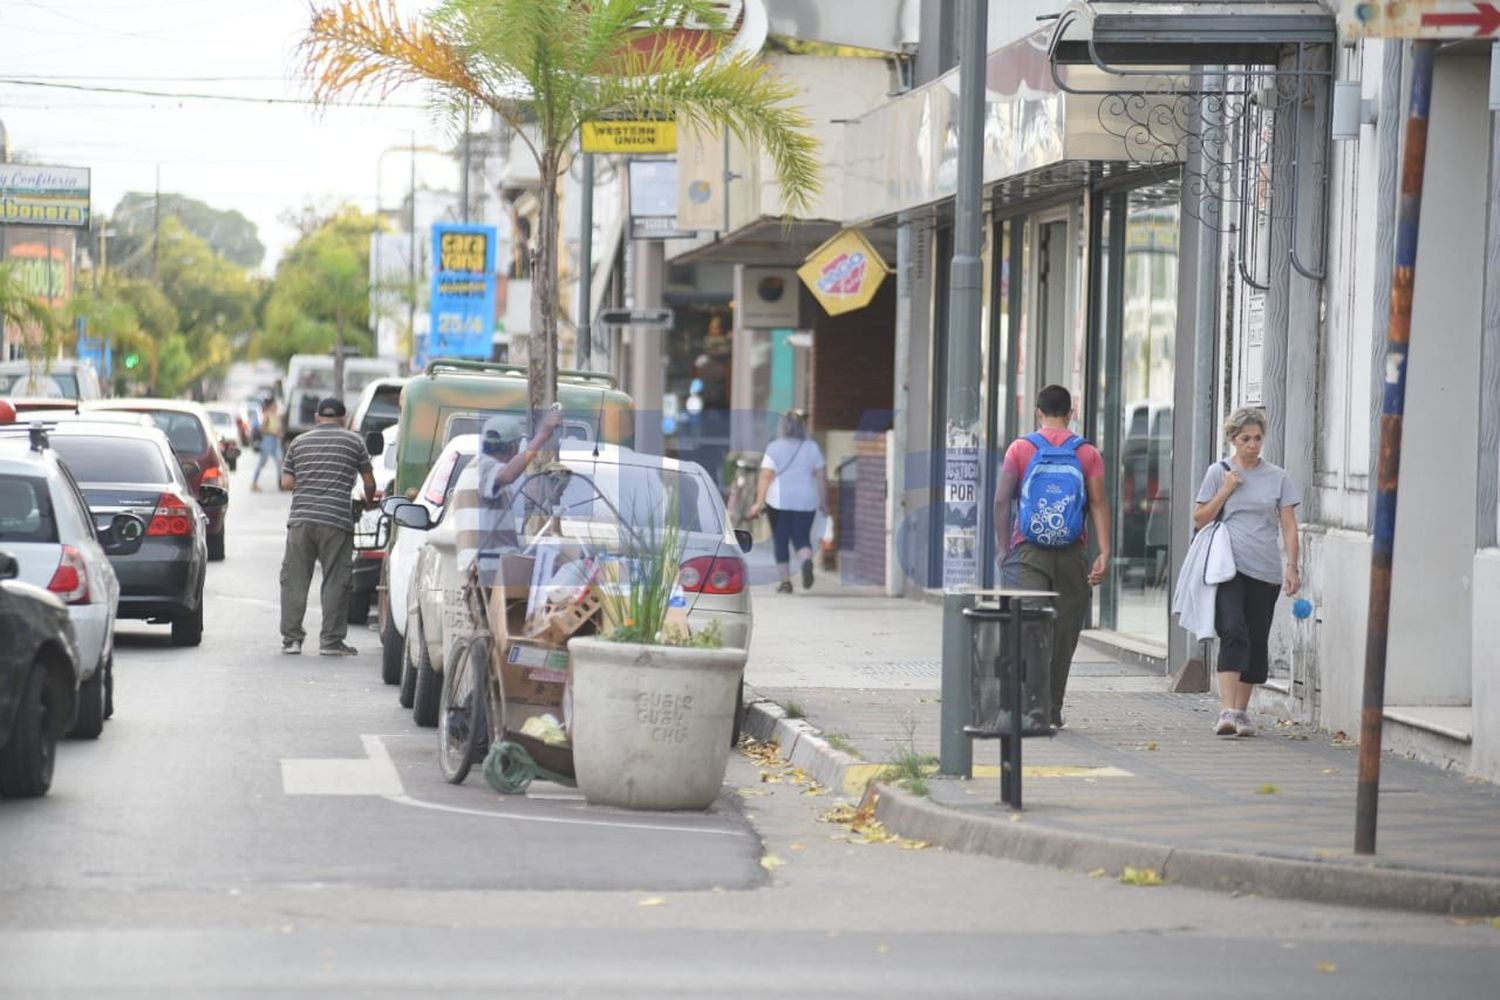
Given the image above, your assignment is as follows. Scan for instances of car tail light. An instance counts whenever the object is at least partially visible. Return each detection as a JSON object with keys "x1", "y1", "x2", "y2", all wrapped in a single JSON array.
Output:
[
  {"x1": 147, "y1": 492, "x2": 194, "y2": 537},
  {"x1": 47, "y1": 545, "x2": 90, "y2": 605},
  {"x1": 199, "y1": 463, "x2": 224, "y2": 483},
  {"x1": 679, "y1": 555, "x2": 745, "y2": 595}
]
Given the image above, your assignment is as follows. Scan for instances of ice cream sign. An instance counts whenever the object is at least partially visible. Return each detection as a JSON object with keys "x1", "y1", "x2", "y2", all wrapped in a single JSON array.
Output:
[{"x1": 798, "y1": 228, "x2": 889, "y2": 316}]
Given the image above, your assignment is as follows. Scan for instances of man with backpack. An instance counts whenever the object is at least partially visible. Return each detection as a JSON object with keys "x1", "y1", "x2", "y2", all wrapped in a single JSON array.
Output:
[{"x1": 992, "y1": 385, "x2": 1112, "y2": 728}]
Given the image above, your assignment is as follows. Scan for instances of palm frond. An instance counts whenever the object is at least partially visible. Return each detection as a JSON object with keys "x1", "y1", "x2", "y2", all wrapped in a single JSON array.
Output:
[{"x1": 300, "y1": 0, "x2": 482, "y2": 105}]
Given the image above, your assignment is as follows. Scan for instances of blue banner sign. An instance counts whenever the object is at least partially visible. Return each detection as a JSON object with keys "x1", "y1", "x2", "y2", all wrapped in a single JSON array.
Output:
[{"x1": 430, "y1": 223, "x2": 497, "y2": 358}]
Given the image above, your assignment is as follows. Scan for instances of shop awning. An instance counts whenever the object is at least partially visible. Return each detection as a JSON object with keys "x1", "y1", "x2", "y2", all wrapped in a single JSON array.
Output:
[
  {"x1": 1048, "y1": 1, "x2": 1336, "y2": 69},
  {"x1": 668, "y1": 215, "x2": 898, "y2": 268}
]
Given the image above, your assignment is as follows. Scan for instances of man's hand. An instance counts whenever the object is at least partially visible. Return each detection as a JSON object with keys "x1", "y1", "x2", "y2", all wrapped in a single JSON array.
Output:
[
  {"x1": 540, "y1": 408, "x2": 564, "y2": 431},
  {"x1": 1088, "y1": 551, "x2": 1110, "y2": 587},
  {"x1": 1284, "y1": 566, "x2": 1302, "y2": 597}
]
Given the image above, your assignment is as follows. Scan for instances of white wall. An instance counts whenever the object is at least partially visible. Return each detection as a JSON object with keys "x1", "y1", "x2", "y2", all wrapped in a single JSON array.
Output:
[
  {"x1": 1472, "y1": 551, "x2": 1500, "y2": 782},
  {"x1": 1385, "y1": 53, "x2": 1487, "y2": 707}
]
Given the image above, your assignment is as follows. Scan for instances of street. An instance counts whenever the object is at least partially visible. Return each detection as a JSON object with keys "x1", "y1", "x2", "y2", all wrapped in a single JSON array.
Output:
[{"x1": 1, "y1": 470, "x2": 1497, "y2": 999}]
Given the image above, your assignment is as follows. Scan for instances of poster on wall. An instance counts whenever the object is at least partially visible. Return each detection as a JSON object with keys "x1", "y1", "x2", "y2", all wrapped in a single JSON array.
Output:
[
  {"x1": 429, "y1": 224, "x2": 496, "y2": 358},
  {"x1": 1244, "y1": 290, "x2": 1265, "y2": 406},
  {"x1": 942, "y1": 425, "x2": 981, "y2": 591}
]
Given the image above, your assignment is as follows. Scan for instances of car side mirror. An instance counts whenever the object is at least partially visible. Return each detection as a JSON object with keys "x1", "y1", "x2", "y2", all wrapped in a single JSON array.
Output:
[
  {"x1": 102, "y1": 514, "x2": 147, "y2": 556},
  {"x1": 379, "y1": 495, "x2": 407, "y2": 517},
  {"x1": 366, "y1": 431, "x2": 385, "y2": 457},
  {"x1": 392, "y1": 503, "x2": 432, "y2": 530},
  {"x1": 734, "y1": 528, "x2": 754, "y2": 554},
  {"x1": 0, "y1": 551, "x2": 17, "y2": 581},
  {"x1": 199, "y1": 484, "x2": 229, "y2": 510}
]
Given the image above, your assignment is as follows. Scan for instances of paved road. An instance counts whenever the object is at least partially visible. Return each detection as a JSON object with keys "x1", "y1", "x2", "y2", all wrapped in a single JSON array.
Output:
[{"x1": 2, "y1": 465, "x2": 1498, "y2": 997}]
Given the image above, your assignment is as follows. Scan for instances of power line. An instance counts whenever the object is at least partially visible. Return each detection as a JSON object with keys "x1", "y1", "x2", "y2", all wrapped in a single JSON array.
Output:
[{"x1": 0, "y1": 78, "x2": 428, "y2": 109}]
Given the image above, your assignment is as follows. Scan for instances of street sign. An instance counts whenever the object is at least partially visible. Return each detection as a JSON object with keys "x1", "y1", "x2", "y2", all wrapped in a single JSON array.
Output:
[
  {"x1": 598, "y1": 308, "x2": 674, "y2": 327},
  {"x1": 798, "y1": 228, "x2": 890, "y2": 317},
  {"x1": 429, "y1": 224, "x2": 497, "y2": 359},
  {"x1": 1344, "y1": 1, "x2": 1500, "y2": 39},
  {"x1": 582, "y1": 121, "x2": 678, "y2": 154}
]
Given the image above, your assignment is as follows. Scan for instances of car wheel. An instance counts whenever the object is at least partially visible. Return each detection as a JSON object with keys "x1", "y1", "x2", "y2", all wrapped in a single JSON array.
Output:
[
  {"x1": 380, "y1": 593, "x2": 403, "y2": 686},
  {"x1": 347, "y1": 591, "x2": 371, "y2": 626},
  {"x1": 172, "y1": 600, "x2": 204, "y2": 647},
  {"x1": 398, "y1": 619, "x2": 420, "y2": 709},
  {"x1": 0, "y1": 665, "x2": 57, "y2": 798},
  {"x1": 69, "y1": 662, "x2": 106, "y2": 740},
  {"x1": 411, "y1": 619, "x2": 441, "y2": 728},
  {"x1": 206, "y1": 531, "x2": 226, "y2": 562},
  {"x1": 104, "y1": 655, "x2": 115, "y2": 720}
]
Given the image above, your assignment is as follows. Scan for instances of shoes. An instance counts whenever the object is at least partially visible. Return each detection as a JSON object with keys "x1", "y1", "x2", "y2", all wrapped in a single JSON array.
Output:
[
  {"x1": 776, "y1": 580, "x2": 794, "y2": 594},
  {"x1": 250, "y1": 483, "x2": 261, "y2": 492},
  {"x1": 1234, "y1": 711, "x2": 1257, "y2": 737},
  {"x1": 1215, "y1": 709, "x2": 1238, "y2": 736},
  {"x1": 282, "y1": 638, "x2": 302, "y2": 655},
  {"x1": 801, "y1": 558, "x2": 815, "y2": 590},
  {"x1": 319, "y1": 642, "x2": 359, "y2": 656},
  {"x1": 1050, "y1": 712, "x2": 1065, "y2": 730}
]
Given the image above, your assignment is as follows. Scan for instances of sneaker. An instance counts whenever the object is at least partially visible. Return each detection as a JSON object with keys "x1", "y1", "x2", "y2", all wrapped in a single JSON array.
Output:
[
  {"x1": 801, "y1": 558, "x2": 815, "y2": 590},
  {"x1": 319, "y1": 641, "x2": 359, "y2": 656},
  {"x1": 250, "y1": 483, "x2": 262, "y2": 492},
  {"x1": 1050, "y1": 712, "x2": 1065, "y2": 730},
  {"x1": 776, "y1": 581, "x2": 794, "y2": 594},
  {"x1": 1214, "y1": 709, "x2": 1238, "y2": 736},
  {"x1": 281, "y1": 638, "x2": 302, "y2": 655},
  {"x1": 1235, "y1": 711, "x2": 1257, "y2": 737}
]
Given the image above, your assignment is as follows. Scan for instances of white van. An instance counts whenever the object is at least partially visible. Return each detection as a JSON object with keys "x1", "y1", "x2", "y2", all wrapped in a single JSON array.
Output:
[{"x1": 283, "y1": 355, "x2": 401, "y2": 437}]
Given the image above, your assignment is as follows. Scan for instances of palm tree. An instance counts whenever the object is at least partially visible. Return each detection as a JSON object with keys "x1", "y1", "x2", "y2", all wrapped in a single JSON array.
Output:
[
  {"x1": 300, "y1": 0, "x2": 820, "y2": 422},
  {"x1": 0, "y1": 261, "x2": 62, "y2": 375}
]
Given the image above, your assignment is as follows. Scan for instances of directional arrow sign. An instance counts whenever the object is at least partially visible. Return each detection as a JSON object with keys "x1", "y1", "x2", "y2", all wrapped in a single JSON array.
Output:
[
  {"x1": 1344, "y1": 1, "x2": 1500, "y2": 38},
  {"x1": 598, "y1": 308, "x2": 674, "y2": 327}
]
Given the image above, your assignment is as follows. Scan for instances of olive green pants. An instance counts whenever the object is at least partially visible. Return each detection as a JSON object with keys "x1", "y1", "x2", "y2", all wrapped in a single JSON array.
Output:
[
  {"x1": 1001, "y1": 541, "x2": 1091, "y2": 722},
  {"x1": 279, "y1": 522, "x2": 353, "y2": 649}
]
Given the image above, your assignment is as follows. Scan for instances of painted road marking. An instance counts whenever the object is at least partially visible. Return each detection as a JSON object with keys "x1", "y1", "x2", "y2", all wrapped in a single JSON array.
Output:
[
  {"x1": 841, "y1": 762, "x2": 1133, "y2": 797},
  {"x1": 280, "y1": 735, "x2": 752, "y2": 839}
]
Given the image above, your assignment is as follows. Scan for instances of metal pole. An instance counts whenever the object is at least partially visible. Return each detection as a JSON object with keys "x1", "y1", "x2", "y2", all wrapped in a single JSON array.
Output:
[
  {"x1": 1356, "y1": 39, "x2": 1435, "y2": 857},
  {"x1": 578, "y1": 153, "x2": 595, "y2": 369},
  {"x1": 939, "y1": 0, "x2": 987, "y2": 777},
  {"x1": 408, "y1": 133, "x2": 418, "y2": 370}
]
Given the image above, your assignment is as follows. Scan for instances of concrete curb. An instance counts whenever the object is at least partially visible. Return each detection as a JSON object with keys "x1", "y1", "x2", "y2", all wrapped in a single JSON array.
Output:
[{"x1": 744, "y1": 700, "x2": 1500, "y2": 916}]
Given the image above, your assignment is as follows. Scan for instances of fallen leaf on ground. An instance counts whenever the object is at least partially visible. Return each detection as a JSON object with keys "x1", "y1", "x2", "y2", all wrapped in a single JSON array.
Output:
[
  {"x1": 736, "y1": 787, "x2": 771, "y2": 798},
  {"x1": 637, "y1": 897, "x2": 667, "y2": 907},
  {"x1": 1322, "y1": 768, "x2": 1340, "y2": 775},
  {"x1": 1256, "y1": 783, "x2": 1280, "y2": 795},
  {"x1": 1087, "y1": 868, "x2": 1107, "y2": 878},
  {"x1": 1119, "y1": 866, "x2": 1164, "y2": 886},
  {"x1": 803, "y1": 784, "x2": 831, "y2": 797},
  {"x1": 760, "y1": 855, "x2": 787, "y2": 871},
  {"x1": 1316, "y1": 962, "x2": 1338, "y2": 974},
  {"x1": 1141, "y1": 741, "x2": 1159, "y2": 751},
  {"x1": 817, "y1": 801, "x2": 928, "y2": 849},
  {"x1": 789, "y1": 843, "x2": 807, "y2": 852}
]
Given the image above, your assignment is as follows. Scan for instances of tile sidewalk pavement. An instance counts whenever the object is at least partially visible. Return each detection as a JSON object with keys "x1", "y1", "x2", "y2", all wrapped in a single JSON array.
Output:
[{"x1": 742, "y1": 575, "x2": 1500, "y2": 913}]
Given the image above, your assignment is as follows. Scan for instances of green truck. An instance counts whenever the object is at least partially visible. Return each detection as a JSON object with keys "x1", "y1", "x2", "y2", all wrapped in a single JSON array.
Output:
[{"x1": 390, "y1": 359, "x2": 636, "y2": 498}]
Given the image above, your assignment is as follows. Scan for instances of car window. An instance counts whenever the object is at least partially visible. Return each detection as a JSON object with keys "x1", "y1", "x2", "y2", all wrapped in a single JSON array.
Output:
[
  {"x1": 0, "y1": 370, "x2": 78, "y2": 398},
  {"x1": 358, "y1": 389, "x2": 403, "y2": 435},
  {"x1": 140, "y1": 412, "x2": 209, "y2": 455},
  {"x1": 208, "y1": 411, "x2": 235, "y2": 429},
  {"x1": 50, "y1": 436, "x2": 173, "y2": 484},
  {"x1": 444, "y1": 411, "x2": 594, "y2": 445},
  {"x1": 510, "y1": 463, "x2": 722, "y2": 535},
  {"x1": 0, "y1": 474, "x2": 59, "y2": 543},
  {"x1": 420, "y1": 450, "x2": 474, "y2": 507},
  {"x1": 54, "y1": 463, "x2": 98, "y2": 541}
]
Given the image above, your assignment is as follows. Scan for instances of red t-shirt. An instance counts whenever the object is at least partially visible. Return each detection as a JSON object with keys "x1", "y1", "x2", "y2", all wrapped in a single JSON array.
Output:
[{"x1": 1001, "y1": 427, "x2": 1105, "y2": 547}]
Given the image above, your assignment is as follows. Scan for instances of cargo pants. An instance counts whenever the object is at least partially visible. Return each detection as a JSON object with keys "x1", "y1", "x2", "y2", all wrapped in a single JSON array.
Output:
[
  {"x1": 1001, "y1": 541, "x2": 1091, "y2": 725},
  {"x1": 279, "y1": 521, "x2": 354, "y2": 649}
]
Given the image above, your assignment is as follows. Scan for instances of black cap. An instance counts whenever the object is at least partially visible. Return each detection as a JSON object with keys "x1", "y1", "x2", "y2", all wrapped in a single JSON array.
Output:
[{"x1": 316, "y1": 397, "x2": 347, "y2": 418}]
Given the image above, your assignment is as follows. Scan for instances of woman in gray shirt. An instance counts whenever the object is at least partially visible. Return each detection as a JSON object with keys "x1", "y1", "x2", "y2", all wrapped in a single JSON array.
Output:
[{"x1": 1193, "y1": 408, "x2": 1302, "y2": 737}]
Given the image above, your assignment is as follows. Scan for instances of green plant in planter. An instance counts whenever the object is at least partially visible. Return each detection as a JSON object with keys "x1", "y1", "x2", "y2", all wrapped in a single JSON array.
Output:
[{"x1": 591, "y1": 492, "x2": 724, "y2": 650}]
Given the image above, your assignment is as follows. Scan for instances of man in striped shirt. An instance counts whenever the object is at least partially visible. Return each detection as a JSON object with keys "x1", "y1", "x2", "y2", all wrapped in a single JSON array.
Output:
[{"x1": 279, "y1": 396, "x2": 377, "y2": 655}]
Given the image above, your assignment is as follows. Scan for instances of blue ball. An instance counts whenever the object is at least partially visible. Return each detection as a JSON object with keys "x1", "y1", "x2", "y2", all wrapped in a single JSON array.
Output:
[{"x1": 1292, "y1": 598, "x2": 1313, "y2": 620}]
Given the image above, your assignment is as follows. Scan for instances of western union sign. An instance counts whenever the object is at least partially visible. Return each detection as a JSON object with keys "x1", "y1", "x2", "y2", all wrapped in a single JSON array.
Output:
[{"x1": 582, "y1": 120, "x2": 678, "y2": 154}]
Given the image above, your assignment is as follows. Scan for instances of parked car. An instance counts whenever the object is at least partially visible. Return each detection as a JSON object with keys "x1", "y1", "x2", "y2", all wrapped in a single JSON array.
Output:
[
  {"x1": 390, "y1": 444, "x2": 754, "y2": 728},
  {"x1": 0, "y1": 425, "x2": 122, "y2": 738},
  {"x1": 0, "y1": 359, "x2": 103, "y2": 402},
  {"x1": 349, "y1": 377, "x2": 407, "y2": 442},
  {"x1": 43, "y1": 421, "x2": 223, "y2": 648},
  {"x1": 84, "y1": 400, "x2": 230, "y2": 561},
  {"x1": 349, "y1": 424, "x2": 400, "y2": 626},
  {"x1": 284, "y1": 354, "x2": 401, "y2": 439},
  {"x1": 202, "y1": 404, "x2": 245, "y2": 471},
  {"x1": 0, "y1": 550, "x2": 82, "y2": 798},
  {"x1": 377, "y1": 435, "x2": 477, "y2": 706}
]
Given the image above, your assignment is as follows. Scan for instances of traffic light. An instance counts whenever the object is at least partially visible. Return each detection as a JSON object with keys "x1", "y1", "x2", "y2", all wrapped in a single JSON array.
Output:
[{"x1": 124, "y1": 353, "x2": 140, "y2": 370}]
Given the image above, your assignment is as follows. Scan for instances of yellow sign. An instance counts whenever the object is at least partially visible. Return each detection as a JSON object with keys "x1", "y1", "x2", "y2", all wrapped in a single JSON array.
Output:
[
  {"x1": 581, "y1": 121, "x2": 678, "y2": 154},
  {"x1": 798, "y1": 229, "x2": 889, "y2": 316}
]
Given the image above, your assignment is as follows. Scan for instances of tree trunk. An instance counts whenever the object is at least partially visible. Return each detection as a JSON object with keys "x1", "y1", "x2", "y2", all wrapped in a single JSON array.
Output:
[
  {"x1": 334, "y1": 310, "x2": 347, "y2": 404},
  {"x1": 528, "y1": 160, "x2": 561, "y2": 454}
]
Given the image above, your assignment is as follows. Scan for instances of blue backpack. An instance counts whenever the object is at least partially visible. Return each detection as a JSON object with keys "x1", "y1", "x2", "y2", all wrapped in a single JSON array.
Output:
[{"x1": 1017, "y1": 433, "x2": 1089, "y2": 548}]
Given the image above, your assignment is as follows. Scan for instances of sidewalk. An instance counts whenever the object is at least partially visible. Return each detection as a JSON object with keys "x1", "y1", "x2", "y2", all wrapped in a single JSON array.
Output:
[{"x1": 742, "y1": 576, "x2": 1500, "y2": 915}]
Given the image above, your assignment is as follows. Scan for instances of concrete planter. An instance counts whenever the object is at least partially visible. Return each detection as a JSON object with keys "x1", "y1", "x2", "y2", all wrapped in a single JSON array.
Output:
[{"x1": 568, "y1": 637, "x2": 747, "y2": 811}]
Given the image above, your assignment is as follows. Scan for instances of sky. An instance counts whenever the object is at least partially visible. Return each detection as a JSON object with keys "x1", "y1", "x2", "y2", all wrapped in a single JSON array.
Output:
[{"x1": 1, "y1": 0, "x2": 462, "y2": 273}]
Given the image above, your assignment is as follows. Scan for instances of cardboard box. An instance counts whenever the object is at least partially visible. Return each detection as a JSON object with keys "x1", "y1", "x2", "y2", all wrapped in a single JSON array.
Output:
[{"x1": 496, "y1": 638, "x2": 569, "y2": 707}]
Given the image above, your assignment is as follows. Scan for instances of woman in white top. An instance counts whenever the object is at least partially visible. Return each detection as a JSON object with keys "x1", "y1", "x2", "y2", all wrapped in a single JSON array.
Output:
[{"x1": 748, "y1": 409, "x2": 828, "y2": 594}]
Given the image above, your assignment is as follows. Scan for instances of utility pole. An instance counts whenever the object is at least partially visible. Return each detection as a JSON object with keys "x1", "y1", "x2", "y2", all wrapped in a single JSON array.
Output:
[
  {"x1": 938, "y1": 0, "x2": 988, "y2": 776},
  {"x1": 151, "y1": 165, "x2": 161, "y2": 282},
  {"x1": 461, "y1": 101, "x2": 472, "y2": 225},
  {"x1": 577, "y1": 153, "x2": 595, "y2": 369},
  {"x1": 409, "y1": 133, "x2": 419, "y2": 372}
]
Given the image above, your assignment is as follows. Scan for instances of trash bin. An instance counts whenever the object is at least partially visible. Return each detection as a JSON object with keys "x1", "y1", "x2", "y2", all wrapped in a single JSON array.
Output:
[{"x1": 963, "y1": 599, "x2": 1055, "y2": 737}]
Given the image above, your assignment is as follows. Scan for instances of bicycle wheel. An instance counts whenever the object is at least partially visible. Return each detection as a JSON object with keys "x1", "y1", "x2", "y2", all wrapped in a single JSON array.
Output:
[{"x1": 438, "y1": 635, "x2": 487, "y2": 784}]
